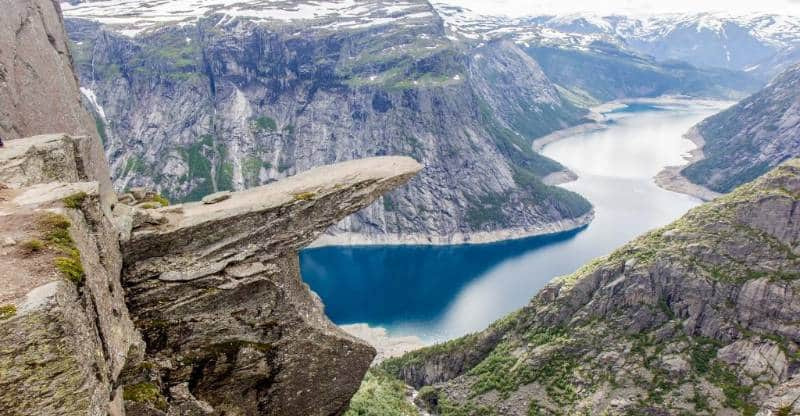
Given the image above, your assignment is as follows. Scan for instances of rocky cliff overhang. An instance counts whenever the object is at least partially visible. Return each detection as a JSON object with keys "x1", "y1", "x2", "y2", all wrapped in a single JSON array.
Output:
[{"x1": 0, "y1": 133, "x2": 421, "y2": 415}]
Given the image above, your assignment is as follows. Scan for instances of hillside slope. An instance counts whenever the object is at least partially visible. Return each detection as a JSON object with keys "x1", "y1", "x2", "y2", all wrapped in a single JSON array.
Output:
[
  {"x1": 681, "y1": 64, "x2": 800, "y2": 194},
  {"x1": 382, "y1": 159, "x2": 800, "y2": 415}
]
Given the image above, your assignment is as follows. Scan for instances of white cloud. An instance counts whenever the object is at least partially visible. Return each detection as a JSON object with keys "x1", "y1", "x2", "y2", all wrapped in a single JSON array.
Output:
[{"x1": 437, "y1": 0, "x2": 800, "y2": 16}]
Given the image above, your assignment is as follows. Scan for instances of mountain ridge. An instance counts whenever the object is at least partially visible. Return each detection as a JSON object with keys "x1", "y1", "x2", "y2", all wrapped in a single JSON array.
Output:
[{"x1": 377, "y1": 158, "x2": 800, "y2": 415}]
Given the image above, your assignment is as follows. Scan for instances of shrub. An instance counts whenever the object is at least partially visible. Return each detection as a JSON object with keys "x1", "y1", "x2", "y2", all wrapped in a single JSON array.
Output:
[
  {"x1": 123, "y1": 382, "x2": 168, "y2": 411},
  {"x1": 293, "y1": 192, "x2": 316, "y2": 202},
  {"x1": 344, "y1": 369, "x2": 418, "y2": 416},
  {"x1": 152, "y1": 194, "x2": 170, "y2": 207},
  {"x1": 253, "y1": 115, "x2": 277, "y2": 132},
  {"x1": 55, "y1": 253, "x2": 84, "y2": 285},
  {"x1": 0, "y1": 305, "x2": 16, "y2": 320},
  {"x1": 21, "y1": 239, "x2": 45, "y2": 254},
  {"x1": 62, "y1": 192, "x2": 88, "y2": 209}
]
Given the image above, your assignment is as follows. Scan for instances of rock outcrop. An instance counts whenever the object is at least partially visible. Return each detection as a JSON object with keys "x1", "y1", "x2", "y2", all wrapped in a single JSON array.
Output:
[
  {"x1": 382, "y1": 159, "x2": 800, "y2": 415},
  {"x1": 0, "y1": 2, "x2": 423, "y2": 414},
  {"x1": 0, "y1": 135, "x2": 139, "y2": 415},
  {"x1": 118, "y1": 157, "x2": 421, "y2": 415},
  {"x1": 0, "y1": 133, "x2": 421, "y2": 416},
  {"x1": 0, "y1": 0, "x2": 114, "y2": 205}
]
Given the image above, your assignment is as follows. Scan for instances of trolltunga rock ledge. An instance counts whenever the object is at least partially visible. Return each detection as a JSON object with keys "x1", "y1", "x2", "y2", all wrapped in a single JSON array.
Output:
[{"x1": 117, "y1": 156, "x2": 422, "y2": 416}]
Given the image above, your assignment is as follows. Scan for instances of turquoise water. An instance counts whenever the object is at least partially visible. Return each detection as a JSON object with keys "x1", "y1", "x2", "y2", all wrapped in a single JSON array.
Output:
[{"x1": 300, "y1": 99, "x2": 729, "y2": 343}]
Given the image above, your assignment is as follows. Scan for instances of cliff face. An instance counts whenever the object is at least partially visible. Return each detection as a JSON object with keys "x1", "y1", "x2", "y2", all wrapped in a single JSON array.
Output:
[
  {"x1": 681, "y1": 64, "x2": 800, "y2": 194},
  {"x1": 0, "y1": 2, "x2": 423, "y2": 415},
  {"x1": 62, "y1": 1, "x2": 595, "y2": 244},
  {"x1": 0, "y1": 0, "x2": 113, "y2": 206},
  {"x1": 383, "y1": 160, "x2": 800, "y2": 415}
]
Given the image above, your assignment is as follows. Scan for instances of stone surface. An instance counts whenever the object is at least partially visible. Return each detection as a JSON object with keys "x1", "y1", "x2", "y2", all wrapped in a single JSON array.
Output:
[
  {"x1": 201, "y1": 191, "x2": 231, "y2": 204},
  {"x1": 0, "y1": 0, "x2": 114, "y2": 207},
  {"x1": 384, "y1": 159, "x2": 800, "y2": 415},
  {"x1": 119, "y1": 156, "x2": 421, "y2": 416},
  {"x1": 0, "y1": 134, "x2": 139, "y2": 415}
]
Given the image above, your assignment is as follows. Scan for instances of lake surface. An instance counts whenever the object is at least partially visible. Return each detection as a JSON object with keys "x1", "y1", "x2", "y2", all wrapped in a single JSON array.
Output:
[{"x1": 300, "y1": 99, "x2": 730, "y2": 343}]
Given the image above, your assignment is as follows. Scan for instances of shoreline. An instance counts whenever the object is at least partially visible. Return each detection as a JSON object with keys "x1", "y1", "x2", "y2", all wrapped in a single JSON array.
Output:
[
  {"x1": 309, "y1": 96, "x2": 726, "y2": 250},
  {"x1": 533, "y1": 96, "x2": 733, "y2": 153},
  {"x1": 341, "y1": 324, "x2": 426, "y2": 365},
  {"x1": 654, "y1": 127, "x2": 722, "y2": 202},
  {"x1": 308, "y1": 211, "x2": 594, "y2": 248}
]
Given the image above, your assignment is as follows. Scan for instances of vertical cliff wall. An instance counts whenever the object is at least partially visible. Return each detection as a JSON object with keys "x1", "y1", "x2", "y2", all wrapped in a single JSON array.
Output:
[{"x1": 0, "y1": 0, "x2": 113, "y2": 206}]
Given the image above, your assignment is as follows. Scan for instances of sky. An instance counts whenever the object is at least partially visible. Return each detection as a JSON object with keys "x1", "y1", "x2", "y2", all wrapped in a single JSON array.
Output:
[{"x1": 439, "y1": 0, "x2": 800, "y2": 16}]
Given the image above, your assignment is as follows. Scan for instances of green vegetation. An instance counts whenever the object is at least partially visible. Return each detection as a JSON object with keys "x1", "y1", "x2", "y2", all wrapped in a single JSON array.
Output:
[
  {"x1": 383, "y1": 312, "x2": 520, "y2": 378},
  {"x1": 707, "y1": 362, "x2": 757, "y2": 415},
  {"x1": 345, "y1": 369, "x2": 419, "y2": 416},
  {"x1": 55, "y1": 255, "x2": 84, "y2": 284},
  {"x1": 38, "y1": 213, "x2": 84, "y2": 285},
  {"x1": 690, "y1": 337, "x2": 721, "y2": 374},
  {"x1": 123, "y1": 156, "x2": 147, "y2": 175},
  {"x1": 338, "y1": 35, "x2": 461, "y2": 90},
  {"x1": 468, "y1": 342, "x2": 521, "y2": 396},
  {"x1": 437, "y1": 398, "x2": 496, "y2": 416},
  {"x1": 465, "y1": 192, "x2": 506, "y2": 228},
  {"x1": 216, "y1": 160, "x2": 234, "y2": 192},
  {"x1": 63, "y1": 192, "x2": 88, "y2": 209},
  {"x1": 242, "y1": 156, "x2": 268, "y2": 186},
  {"x1": 21, "y1": 239, "x2": 45, "y2": 254},
  {"x1": 292, "y1": 192, "x2": 316, "y2": 202},
  {"x1": 151, "y1": 194, "x2": 170, "y2": 207},
  {"x1": 690, "y1": 389, "x2": 710, "y2": 413},
  {"x1": 0, "y1": 305, "x2": 16, "y2": 320},
  {"x1": 526, "y1": 327, "x2": 568, "y2": 347},
  {"x1": 252, "y1": 115, "x2": 278, "y2": 132},
  {"x1": 179, "y1": 135, "x2": 214, "y2": 202},
  {"x1": 94, "y1": 116, "x2": 109, "y2": 145},
  {"x1": 123, "y1": 382, "x2": 168, "y2": 411}
]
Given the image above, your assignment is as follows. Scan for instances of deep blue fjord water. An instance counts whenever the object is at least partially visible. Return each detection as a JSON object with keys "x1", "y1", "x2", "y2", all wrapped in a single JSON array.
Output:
[{"x1": 300, "y1": 99, "x2": 732, "y2": 343}]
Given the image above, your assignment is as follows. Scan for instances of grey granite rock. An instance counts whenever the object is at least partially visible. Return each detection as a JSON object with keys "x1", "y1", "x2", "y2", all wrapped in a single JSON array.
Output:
[
  {"x1": 120, "y1": 156, "x2": 421, "y2": 415},
  {"x1": 384, "y1": 159, "x2": 800, "y2": 415}
]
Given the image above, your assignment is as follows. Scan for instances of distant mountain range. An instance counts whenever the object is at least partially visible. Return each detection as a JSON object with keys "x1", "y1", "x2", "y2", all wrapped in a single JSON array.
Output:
[{"x1": 434, "y1": 5, "x2": 800, "y2": 78}]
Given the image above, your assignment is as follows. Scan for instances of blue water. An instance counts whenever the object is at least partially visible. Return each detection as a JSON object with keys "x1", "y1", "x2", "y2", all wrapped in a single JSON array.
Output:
[{"x1": 300, "y1": 99, "x2": 731, "y2": 343}]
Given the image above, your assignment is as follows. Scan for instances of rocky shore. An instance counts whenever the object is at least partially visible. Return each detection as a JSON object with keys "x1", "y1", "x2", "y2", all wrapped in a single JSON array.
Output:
[
  {"x1": 310, "y1": 211, "x2": 594, "y2": 248},
  {"x1": 655, "y1": 127, "x2": 723, "y2": 201}
]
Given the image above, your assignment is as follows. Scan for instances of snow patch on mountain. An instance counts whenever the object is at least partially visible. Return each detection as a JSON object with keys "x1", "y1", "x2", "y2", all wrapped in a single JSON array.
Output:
[{"x1": 62, "y1": 0, "x2": 432, "y2": 36}]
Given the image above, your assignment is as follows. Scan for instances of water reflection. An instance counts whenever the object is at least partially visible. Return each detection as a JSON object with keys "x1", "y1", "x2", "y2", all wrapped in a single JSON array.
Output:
[{"x1": 300, "y1": 99, "x2": 731, "y2": 343}]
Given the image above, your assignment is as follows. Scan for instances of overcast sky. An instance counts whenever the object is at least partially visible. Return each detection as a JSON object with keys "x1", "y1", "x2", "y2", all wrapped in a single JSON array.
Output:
[{"x1": 439, "y1": 0, "x2": 800, "y2": 16}]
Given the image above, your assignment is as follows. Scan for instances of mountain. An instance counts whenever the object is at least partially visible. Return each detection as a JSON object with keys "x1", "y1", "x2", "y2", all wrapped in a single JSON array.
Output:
[
  {"x1": 378, "y1": 159, "x2": 800, "y2": 415},
  {"x1": 435, "y1": 5, "x2": 763, "y2": 104},
  {"x1": 679, "y1": 63, "x2": 800, "y2": 194},
  {"x1": 528, "y1": 13, "x2": 800, "y2": 78},
  {"x1": 63, "y1": 0, "x2": 596, "y2": 245},
  {"x1": 61, "y1": 0, "x2": 764, "y2": 243}
]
